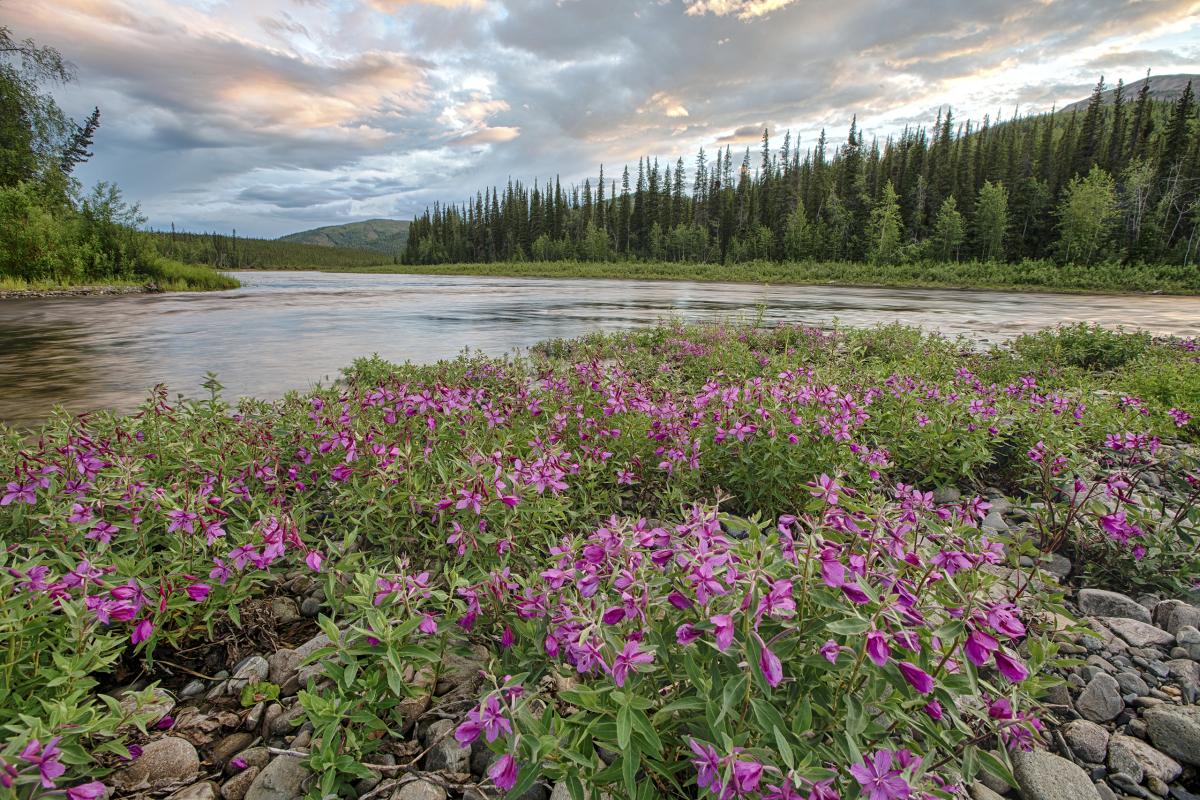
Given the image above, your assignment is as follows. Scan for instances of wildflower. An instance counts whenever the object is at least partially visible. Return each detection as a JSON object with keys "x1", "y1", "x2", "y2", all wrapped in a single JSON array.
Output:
[
  {"x1": 677, "y1": 623, "x2": 701, "y2": 645},
  {"x1": 865, "y1": 630, "x2": 891, "y2": 667},
  {"x1": 611, "y1": 641, "x2": 654, "y2": 687},
  {"x1": 456, "y1": 695, "x2": 512, "y2": 746},
  {"x1": 820, "y1": 640, "x2": 841, "y2": 663},
  {"x1": 419, "y1": 614, "x2": 438, "y2": 635},
  {"x1": 809, "y1": 473, "x2": 842, "y2": 505},
  {"x1": 1169, "y1": 408, "x2": 1192, "y2": 427},
  {"x1": 230, "y1": 757, "x2": 248, "y2": 770},
  {"x1": 964, "y1": 629, "x2": 998, "y2": 667},
  {"x1": 305, "y1": 550, "x2": 324, "y2": 572},
  {"x1": 66, "y1": 782, "x2": 107, "y2": 800},
  {"x1": 897, "y1": 662, "x2": 934, "y2": 694},
  {"x1": 689, "y1": 740, "x2": 721, "y2": 792},
  {"x1": 729, "y1": 757, "x2": 764, "y2": 797},
  {"x1": 488, "y1": 754, "x2": 519, "y2": 792},
  {"x1": 924, "y1": 700, "x2": 944, "y2": 721},
  {"x1": 849, "y1": 750, "x2": 911, "y2": 800},
  {"x1": 994, "y1": 650, "x2": 1029, "y2": 682},
  {"x1": 19, "y1": 737, "x2": 65, "y2": 789},
  {"x1": 1, "y1": 481, "x2": 35, "y2": 506},
  {"x1": 186, "y1": 583, "x2": 210, "y2": 602},
  {"x1": 711, "y1": 613, "x2": 735, "y2": 651},
  {"x1": 758, "y1": 641, "x2": 783, "y2": 687},
  {"x1": 131, "y1": 618, "x2": 154, "y2": 645}
]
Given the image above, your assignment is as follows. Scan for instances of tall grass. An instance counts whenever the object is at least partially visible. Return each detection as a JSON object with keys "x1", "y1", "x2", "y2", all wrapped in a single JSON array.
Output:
[
  {"x1": 142, "y1": 258, "x2": 240, "y2": 291},
  {"x1": 333, "y1": 258, "x2": 1200, "y2": 294}
]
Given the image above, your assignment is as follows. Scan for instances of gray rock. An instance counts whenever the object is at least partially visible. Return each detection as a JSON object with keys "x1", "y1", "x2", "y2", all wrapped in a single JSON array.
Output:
[
  {"x1": 1100, "y1": 618, "x2": 1176, "y2": 649},
  {"x1": 210, "y1": 733, "x2": 255, "y2": 766},
  {"x1": 244, "y1": 702, "x2": 265, "y2": 732},
  {"x1": 355, "y1": 754, "x2": 396, "y2": 795},
  {"x1": 1080, "y1": 590, "x2": 1153, "y2": 624},
  {"x1": 934, "y1": 486, "x2": 961, "y2": 504},
  {"x1": 222, "y1": 769, "x2": 259, "y2": 800},
  {"x1": 1109, "y1": 735, "x2": 1182, "y2": 784},
  {"x1": 1144, "y1": 705, "x2": 1200, "y2": 766},
  {"x1": 1115, "y1": 672, "x2": 1150, "y2": 697},
  {"x1": 170, "y1": 783, "x2": 219, "y2": 800},
  {"x1": 111, "y1": 737, "x2": 201, "y2": 791},
  {"x1": 423, "y1": 719, "x2": 470, "y2": 773},
  {"x1": 268, "y1": 649, "x2": 302, "y2": 687},
  {"x1": 300, "y1": 597, "x2": 321, "y2": 618},
  {"x1": 1177, "y1": 625, "x2": 1200, "y2": 646},
  {"x1": 1095, "y1": 782, "x2": 1118, "y2": 800},
  {"x1": 1109, "y1": 772, "x2": 1148, "y2": 797},
  {"x1": 228, "y1": 656, "x2": 270, "y2": 693},
  {"x1": 1166, "y1": 659, "x2": 1200, "y2": 701},
  {"x1": 1147, "y1": 777, "x2": 1170, "y2": 798},
  {"x1": 118, "y1": 686, "x2": 176, "y2": 727},
  {"x1": 269, "y1": 703, "x2": 305, "y2": 735},
  {"x1": 1163, "y1": 604, "x2": 1200, "y2": 636},
  {"x1": 182, "y1": 679, "x2": 207, "y2": 698},
  {"x1": 982, "y1": 512, "x2": 1009, "y2": 532},
  {"x1": 295, "y1": 632, "x2": 332, "y2": 660},
  {"x1": 1043, "y1": 553, "x2": 1073, "y2": 580},
  {"x1": 1062, "y1": 720, "x2": 1110, "y2": 763},
  {"x1": 1077, "y1": 674, "x2": 1124, "y2": 722},
  {"x1": 970, "y1": 784, "x2": 1007, "y2": 800},
  {"x1": 393, "y1": 779, "x2": 449, "y2": 800},
  {"x1": 1153, "y1": 601, "x2": 1186, "y2": 630},
  {"x1": 1012, "y1": 748, "x2": 1101, "y2": 800},
  {"x1": 270, "y1": 597, "x2": 300, "y2": 624},
  {"x1": 227, "y1": 746, "x2": 270, "y2": 776},
  {"x1": 244, "y1": 754, "x2": 310, "y2": 800},
  {"x1": 1107, "y1": 736, "x2": 1146, "y2": 784}
]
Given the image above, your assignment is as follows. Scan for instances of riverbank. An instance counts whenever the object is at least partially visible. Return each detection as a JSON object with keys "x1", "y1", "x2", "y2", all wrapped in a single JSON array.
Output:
[
  {"x1": 240, "y1": 258, "x2": 1200, "y2": 296},
  {"x1": 0, "y1": 259, "x2": 240, "y2": 299},
  {"x1": 0, "y1": 322, "x2": 1196, "y2": 798}
]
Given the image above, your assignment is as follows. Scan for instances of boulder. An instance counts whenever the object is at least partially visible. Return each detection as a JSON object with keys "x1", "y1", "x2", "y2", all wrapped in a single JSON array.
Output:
[
  {"x1": 1061, "y1": 719, "x2": 1109, "y2": 763},
  {"x1": 244, "y1": 754, "x2": 310, "y2": 800},
  {"x1": 1163, "y1": 603, "x2": 1200, "y2": 636},
  {"x1": 1011, "y1": 749, "x2": 1101, "y2": 800},
  {"x1": 221, "y1": 768, "x2": 259, "y2": 800},
  {"x1": 1079, "y1": 590, "x2": 1153, "y2": 624},
  {"x1": 1108, "y1": 735, "x2": 1182, "y2": 784},
  {"x1": 393, "y1": 779, "x2": 449, "y2": 800},
  {"x1": 1144, "y1": 705, "x2": 1200, "y2": 767},
  {"x1": 1076, "y1": 674, "x2": 1123, "y2": 722},
  {"x1": 169, "y1": 783, "x2": 219, "y2": 800},
  {"x1": 423, "y1": 719, "x2": 470, "y2": 773},
  {"x1": 111, "y1": 737, "x2": 200, "y2": 791},
  {"x1": 1099, "y1": 618, "x2": 1175, "y2": 649}
]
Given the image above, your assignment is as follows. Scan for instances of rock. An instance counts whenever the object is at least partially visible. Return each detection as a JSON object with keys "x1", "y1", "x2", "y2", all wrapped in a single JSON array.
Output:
[
  {"x1": 982, "y1": 512, "x2": 1009, "y2": 532},
  {"x1": 222, "y1": 768, "x2": 260, "y2": 800},
  {"x1": 1100, "y1": 618, "x2": 1176, "y2": 649},
  {"x1": 1077, "y1": 674, "x2": 1124, "y2": 722},
  {"x1": 1115, "y1": 672, "x2": 1149, "y2": 696},
  {"x1": 1012, "y1": 748, "x2": 1101, "y2": 800},
  {"x1": 300, "y1": 597, "x2": 321, "y2": 618},
  {"x1": 1080, "y1": 590, "x2": 1153, "y2": 624},
  {"x1": 933, "y1": 486, "x2": 961, "y2": 504},
  {"x1": 423, "y1": 719, "x2": 470, "y2": 773},
  {"x1": 1143, "y1": 705, "x2": 1200, "y2": 766},
  {"x1": 245, "y1": 702, "x2": 265, "y2": 732},
  {"x1": 268, "y1": 650, "x2": 302, "y2": 690},
  {"x1": 295, "y1": 632, "x2": 332, "y2": 660},
  {"x1": 970, "y1": 785, "x2": 1007, "y2": 800},
  {"x1": 182, "y1": 679, "x2": 207, "y2": 698},
  {"x1": 1165, "y1": 659, "x2": 1199, "y2": 700},
  {"x1": 1109, "y1": 735, "x2": 1182, "y2": 784},
  {"x1": 118, "y1": 686, "x2": 176, "y2": 726},
  {"x1": 1177, "y1": 625, "x2": 1200, "y2": 645},
  {"x1": 1043, "y1": 553, "x2": 1072, "y2": 580},
  {"x1": 1095, "y1": 782, "x2": 1118, "y2": 800},
  {"x1": 269, "y1": 703, "x2": 305, "y2": 735},
  {"x1": 1107, "y1": 737, "x2": 1146, "y2": 784},
  {"x1": 262, "y1": 703, "x2": 284, "y2": 736},
  {"x1": 244, "y1": 754, "x2": 310, "y2": 800},
  {"x1": 1062, "y1": 720, "x2": 1110, "y2": 763},
  {"x1": 210, "y1": 733, "x2": 255, "y2": 767},
  {"x1": 226, "y1": 746, "x2": 270, "y2": 776},
  {"x1": 434, "y1": 644, "x2": 491, "y2": 696},
  {"x1": 170, "y1": 783, "x2": 219, "y2": 800},
  {"x1": 1109, "y1": 772, "x2": 1148, "y2": 797},
  {"x1": 229, "y1": 656, "x2": 270, "y2": 693},
  {"x1": 1163, "y1": 604, "x2": 1200, "y2": 636},
  {"x1": 355, "y1": 754, "x2": 396, "y2": 795},
  {"x1": 271, "y1": 597, "x2": 300, "y2": 625},
  {"x1": 1147, "y1": 777, "x2": 1170, "y2": 798},
  {"x1": 111, "y1": 736, "x2": 201, "y2": 791},
  {"x1": 393, "y1": 779, "x2": 449, "y2": 800}
]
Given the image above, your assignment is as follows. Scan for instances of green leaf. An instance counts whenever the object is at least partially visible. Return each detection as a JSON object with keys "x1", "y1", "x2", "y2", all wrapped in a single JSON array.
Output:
[
  {"x1": 774, "y1": 726, "x2": 795, "y2": 770},
  {"x1": 617, "y1": 704, "x2": 633, "y2": 751}
]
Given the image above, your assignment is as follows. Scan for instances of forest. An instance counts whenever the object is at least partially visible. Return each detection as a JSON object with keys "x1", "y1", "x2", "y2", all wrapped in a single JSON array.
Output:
[
  {"x1": 403, "y1": 77, "x2": 1200, "y2": 270},
  {"x1": 147, "y1": 229, "x2": 396, "y2": 270}
]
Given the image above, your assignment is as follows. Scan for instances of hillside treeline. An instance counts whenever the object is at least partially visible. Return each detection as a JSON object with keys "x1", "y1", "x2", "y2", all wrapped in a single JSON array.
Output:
[{"x1": 404, "y1": 77, "x2": 1199, "y2": 268}]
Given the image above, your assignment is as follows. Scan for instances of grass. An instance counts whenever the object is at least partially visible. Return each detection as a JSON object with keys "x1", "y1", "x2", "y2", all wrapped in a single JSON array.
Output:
[
  {"x1": 0, "y1": 258, "x2": 240, "y2": 295},
  {"x1": 302, "y1": 258, "x2": 1200, "y2": 295}
]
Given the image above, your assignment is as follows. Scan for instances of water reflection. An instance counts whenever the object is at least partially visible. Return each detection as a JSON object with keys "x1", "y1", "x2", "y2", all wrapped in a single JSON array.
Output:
[{"x1": 1, "y1": 271, "x2": 1198, "y2": 429}]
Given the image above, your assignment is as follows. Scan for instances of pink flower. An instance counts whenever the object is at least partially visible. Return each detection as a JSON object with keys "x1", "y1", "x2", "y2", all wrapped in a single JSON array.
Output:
[
  {"x1": 488, "y1": 754, "x2": 519, "y2": 791},
  {"x1": 612, "y1": 641, "x2": 655, "y2": 687},
  {"x1": 19, "y1": 737, "x2": 65, "y2": 789},
  {"x1": 865, "y1": 630, "x2": 891, "y2": 666},
  {"x1": 711, "y1": 614, "x2": 735, "y2": 652},
  {"x1": 809, "y1": 473, "x2": 842, "y2": 505},
  {"x1": 66, "y1": 782, "x2": 107, "y2": 800},
  {"x1": 131, "y1": 618, "x2": 154, "y2": 645},
  {"x1": 897, "y1": 661, "x2": 934, "y2": 694},
  {"x1": 820, "y1": 640, "x2": 841, "y2": 663},
  {"x1": 758, "y1": 641, "x2": 783, "y2": 687},
  {"x1": 677, "y1": 623, "x2": 701, "y2": 645},
  {"x1": 1, "y1": 481, "x2": 36, "y2": 506},
  {"x1": 849, "y1": 751, "x2": 911, "y2": 800},
  {"x1": 419, "y1": 614, "x2": 438, "y2": 635},
  {"x1": 305, "y1": 551, "x2": 324, "y2": 572},
  {"x1": 186, "y1": 583, "x2": 210, "y2": 602},
  {"x1": 994, "y1": 650, "x2": 1029, "y2": 682},
  {"x1": 230, "y1": 757, "x2": 247, "y2": 770},
  {"x1": 690, "y1": 739, "x2": 721, "y2": 791}
]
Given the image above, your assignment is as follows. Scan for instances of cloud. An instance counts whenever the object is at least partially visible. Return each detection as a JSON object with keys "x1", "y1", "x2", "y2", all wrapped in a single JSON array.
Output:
[{"x1": 5, "y1": 0, "x2": 1199, "y2": 236}]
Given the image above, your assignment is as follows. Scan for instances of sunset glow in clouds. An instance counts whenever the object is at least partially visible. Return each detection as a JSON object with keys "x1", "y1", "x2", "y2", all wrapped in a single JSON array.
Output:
[{"x1": 5, "y1": 0, "x2": 1199, "y2": 235}]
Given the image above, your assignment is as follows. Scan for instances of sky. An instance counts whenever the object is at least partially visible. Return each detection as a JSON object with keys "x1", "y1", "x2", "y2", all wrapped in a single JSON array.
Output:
[{"x1": 6, "y1": 0, "x2": 1200, "y2": 238}]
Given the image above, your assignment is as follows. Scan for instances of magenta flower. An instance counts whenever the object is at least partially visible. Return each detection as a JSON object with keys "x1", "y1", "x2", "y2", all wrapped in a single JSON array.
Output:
[
  {"x1": 230, "y1": 757, "x2": 248, "y2": 770},
  {"x1": 964, "y1": 629, "x2": 998, "y2": 667},
  {"x1": 897, "y1": 662, "x2": 934, "y2": 694},
  {"x1": 488, "y1": 754, "x2": 519, "y2": 791},
  {"x1": 994, "y1": 650, "x2": 1029, "y2": 682},
  {"x1": 419, "y1": 614, "x2": 438, "y2": 635},
  {"x1": 456, "y1": 695, "x2": 512, "y2": 746},
  {"x1": 185, "y1": 583, "x2": 210, "y2": 602},
  {"x1": 305, "y1": 551, "x2": 324, "y2": 572},
  {"x1": 131, "y1": 618, "x2": 154, "y2": 645},
  {"x1": 611, "y1": 641, "x2": 654, "y2": 687},
  {"x1": 865, "y1": 630, "x2": 891, "y2": 666},
  {"x1": 730, "y1": 758, "x2": 764, "y2": 797},
  {"x1": 677, "y1": 623, "x2": 701, "y2": 645},
  {"x1": 809, "y1": 473, "x2": 842, "y2": 505},
  {"x1": 849, "y1": 751, "x2": 911, "y2": 800},
  {"x1": 820, "y1": 639, "x2": 841, "y2": 663},
  {"x1": 711, "y1": 614, "x2": 735, "y2": 652},
  {"x1": 924, "y1": 700, "x2": 944, "y2": 721},
  {"x1": 689, "y1": 740, "x2": 721, "y2": 791},
  {"x1": 19, "y1": 737, "x2": 65, "y2": 789},
  {"x1": 1, "y1": 481, "x2": 36, "y2": 506},
  {"x1": 758, "y1": 642, "x2": 783, "y2": 688},
  {"x1": 66, "y1": 782, "x2": 107, "y2": 800}
]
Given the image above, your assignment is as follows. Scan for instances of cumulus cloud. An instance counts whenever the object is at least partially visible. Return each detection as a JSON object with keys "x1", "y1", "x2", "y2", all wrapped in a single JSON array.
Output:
[{"x1": 4, "y1": 0, "x2": 1199, "y2": 236}]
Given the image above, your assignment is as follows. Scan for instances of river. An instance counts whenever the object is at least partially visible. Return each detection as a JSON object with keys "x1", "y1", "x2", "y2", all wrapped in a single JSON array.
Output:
[{"x1": 1, "y1": 270, "x2": 1197, "y2": 428}]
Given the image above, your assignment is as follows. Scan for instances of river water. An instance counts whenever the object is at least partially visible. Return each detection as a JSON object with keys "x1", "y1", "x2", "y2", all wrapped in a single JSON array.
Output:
[{"x1": 1, "y1": 271, "x2": 1197, "y2": 428}]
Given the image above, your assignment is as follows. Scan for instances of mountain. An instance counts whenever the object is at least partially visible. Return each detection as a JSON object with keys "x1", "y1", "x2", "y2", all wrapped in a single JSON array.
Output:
[
  {"x1": 279, "y1": 219, "x2": 410, "y2": 255},
  {"x1": 1062, "y1": 73, "x2": 1197, "y2": 112}
]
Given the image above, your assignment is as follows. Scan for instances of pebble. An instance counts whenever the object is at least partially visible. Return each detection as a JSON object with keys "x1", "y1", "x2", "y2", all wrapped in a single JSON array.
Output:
[
  {"x1": 1100, "y1": 618, "x2": 1176, "y2": 649},
  {"x1": 111, "y1": 736, "x2": 200, "y2": 791},
  {"x1": 244, "y1": 753, "x2": 310, "y2": 800},
  {"x1": 1012, "y1": 748, "x2": 1101, "y2": 800},
  {"x1": 1143, "y1": 705, "x2": 1200, "y2": 767},
  {"x1": 393, "y1": 779, "x2": 449, "y2": 800},
  {"x1": 1062, "y1": 720, "x2": 1110, "y2": 763},
  {"x1": 1077, "y1": 673, "x2": 1124, "y2": 723},
  {"x1": 221, "y1": 768, "x2": 259, "y2": 800},
  {"x1": 423, "y1": 719, "x2": 470, "y2": 773}
]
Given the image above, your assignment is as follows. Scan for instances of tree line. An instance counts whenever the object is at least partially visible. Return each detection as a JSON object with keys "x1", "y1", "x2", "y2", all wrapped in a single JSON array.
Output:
[{"x1": 403, "y1": 76, "x2": 1200, "y2": 268}]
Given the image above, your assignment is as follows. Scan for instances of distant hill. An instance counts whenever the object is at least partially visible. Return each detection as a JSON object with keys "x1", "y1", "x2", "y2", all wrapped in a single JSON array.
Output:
[
  {"x1": 279, "y1": 219, "x2": 410, "y2": 255},
  {"x1": 1062, "y1": 73, "x2": 1197, "y2": 112}
]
